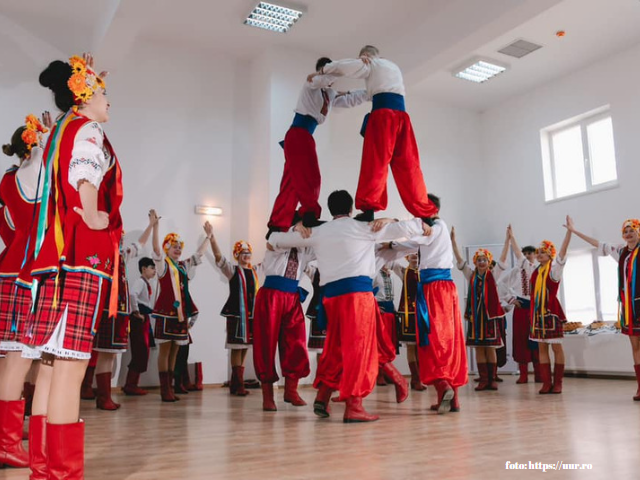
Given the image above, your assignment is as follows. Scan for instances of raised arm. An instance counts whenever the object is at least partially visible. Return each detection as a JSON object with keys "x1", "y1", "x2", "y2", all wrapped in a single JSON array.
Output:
[
  {"x1": 509, "y1": 225, "x2": 524, "y2": 261},
  {"x1": 499, "y1": 226, "x2": 511, "y2": 264},
  {"x1": 320, "y1": 58, "x2": 371, "y2": 79},
  {"x1": 564, "y1": 215, "x2": 599, "y2": 248},
  {"x1": 151, "y1": 215, "x2": 161, "y2": 257},
  {"x1": 450, "y1": 226, "x2": 465, "y2": 266},
  {"x1": 558, "y1": 216, "x2": 573, "y2": 259},
  {"x1": 137, "y1": 209, "x2": 159, "y2": 247},
  {"x1": 269, "y1": 230, "x2": 314, "y2": 250},
  {"x1": 198, "y1": 221, "x2": 213, "y2": 257},
  {"x1": 206, "y1": 221, "x2": 223, "y2": 264}
]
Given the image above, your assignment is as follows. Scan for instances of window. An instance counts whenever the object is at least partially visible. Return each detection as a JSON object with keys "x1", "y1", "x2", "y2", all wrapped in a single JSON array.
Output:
[
  {"x1": 541, "y1": 108, "x2": 618, "y2": 202},
  {"x1": 561, "y1": 249, "x2": 619, "y2": 322}
]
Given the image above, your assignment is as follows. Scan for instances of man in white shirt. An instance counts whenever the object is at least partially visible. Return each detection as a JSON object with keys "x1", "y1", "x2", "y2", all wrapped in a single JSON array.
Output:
[
  {"x1": 268, "y1": 57, "x2": 370, "y2": 234},
  {"x1": 268, "y1": 190, "x2": 429, "y2": 423},
  {"x1": 310, "y1": 46, "x2": 438, "y2": 223}
]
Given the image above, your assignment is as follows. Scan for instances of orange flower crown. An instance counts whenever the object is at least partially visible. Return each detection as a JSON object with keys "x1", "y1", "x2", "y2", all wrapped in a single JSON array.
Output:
[
  {"x1": 20, "y1": 114, "x2": 48, "y2": 156},
  {"x1": 537, "y1": 240, "x2": 557, "y2": 259},
  {"x1": 67, "y1": 55, "x2": 105, "y2": 106},
  {"x1": 163, "y1": 233, "x2": 184, "y2": 253},
  {"x1": 473, "y1": 248, "x2": 493, "y2": 266},
  {"x1": 233, "y1": 241, "x2": 252, "y2": 259},
  {"x1": 621, "y1": 219, "x2": 640, "y2": 236}
]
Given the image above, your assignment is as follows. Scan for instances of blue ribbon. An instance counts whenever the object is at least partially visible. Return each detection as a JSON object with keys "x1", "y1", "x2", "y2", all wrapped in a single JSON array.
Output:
[
  {"x1": 317, "y1": 276, "x2": 373, "y2": 330},
  {"x1": 416, "y1": 269, "x2": 453, "y2": 347},
  {"x1": 279, "y1": 113, "x2": 319, "y2": 148},
  {"x1": 263, "y1": 275, "x2": 309, "y2": 302},
  {"x1": 360, "y1": 93, "x2": 406, "y2": 137}
]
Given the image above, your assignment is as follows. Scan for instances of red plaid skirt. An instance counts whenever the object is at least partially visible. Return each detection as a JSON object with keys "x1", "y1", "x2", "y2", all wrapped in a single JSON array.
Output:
[
  {"x1": 93, "y1": 311, "x2": 129, "y2": 352},
  {"x1": 22, "y1": 271, "x2": 109, "y2": 356},
  {"x1": 153, "y1": 315, "x2": 189, "y2": 344},
  {"x1": 0, "y1": 277, "x2": 32, "y2": 343}
]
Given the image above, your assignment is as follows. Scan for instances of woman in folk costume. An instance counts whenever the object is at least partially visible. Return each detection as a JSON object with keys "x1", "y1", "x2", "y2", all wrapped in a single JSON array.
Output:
[
  {"x1": 305, "y1": 262, "x2": 325, "y2": 353},
  {"x1": 451, "y1": 228, "x2": 509, "y2": 391},
  {"x1": 566, "y1": 217, "x2": 640, "y2": 401},
  {"x1": 529, "y1": 219, "x2": 572, "y2": 395},
  {"x1": 395, "y1": 251, "x2": 426, "y2": 391},
  {"x1": 0, "y1": 112, "x2": 50, "y2": 471},
  {"x1": 15, "y1": 54, "x2": 120, "y2": 478},
  {"x1": 151, "y1": 220, "x2": 209, "y2": 402},
  {"x1": 81, "y1": 210, "x2": 158, "y2": 410},
  {"x1": 209, "y1": 229, "x2": 261, "y2": 396}
]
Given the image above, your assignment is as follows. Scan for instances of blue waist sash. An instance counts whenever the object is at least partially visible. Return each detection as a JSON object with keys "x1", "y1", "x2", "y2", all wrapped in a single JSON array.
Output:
[
  {"x1": 317, "y1": 276, "x2": 373, "y2": 329},
  {"x1": 516, "y1": 296, "x2": 531, "y2": 310},
  {"x1": 377, "y1": 300, "x2": 396, "y2": 314},
  {"x1": 279, "y1": 113, "x2": 318, "y2": 148},
  {"x1": 415, "y1": 268, "x2": 453, "y2": 347},
  {"x1": 360, "y1": 92, "x2": 406, "y2": 137},
  {"x1": 263, "y1": 275, "x2": 309, "y2": 303}
]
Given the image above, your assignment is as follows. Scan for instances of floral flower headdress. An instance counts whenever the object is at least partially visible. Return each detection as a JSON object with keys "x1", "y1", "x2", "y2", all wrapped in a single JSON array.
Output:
[
  {"x1": 20, "y1": 114, "x2": 48, "y2": 157},
  {"x1": 473, "y1": 248, "x2": 493, "y2": 266},
  {"x1": 537, "y1": 240, "x2": 556, "y2": 259},
  {"x1": 621, "y1": 219, "x2": 640, "y2": 236},
  {"x1": 233, "y1": 241, "x2": 252, "y2": 259},
  {"x1": 67, "y1": 55, "x2": 105, "y2": 107},
  {"x1": 163, "y1": 233, "x2": 184, "y2": 253}
]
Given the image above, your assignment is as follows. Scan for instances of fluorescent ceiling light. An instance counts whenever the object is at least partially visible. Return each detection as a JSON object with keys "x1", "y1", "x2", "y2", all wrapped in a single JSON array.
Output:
[
  {"x1": 194, "y1": 205, "x2": 223, "y2": 216},
  {"x1": 453, "y1": 58, "x2": 509, "y2": 84},
  {"x1": 244, "y1": 2, "x2": 304, "y2": 33}
]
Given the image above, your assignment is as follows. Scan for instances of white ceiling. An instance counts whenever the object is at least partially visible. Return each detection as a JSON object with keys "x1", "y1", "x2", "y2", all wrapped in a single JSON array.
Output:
[
  {"x1": 413, "y1": 0, "x2": 640, "y2": 112},
  {"x1": 1, "y1": 0, "x2": 639, "y2": 111}
]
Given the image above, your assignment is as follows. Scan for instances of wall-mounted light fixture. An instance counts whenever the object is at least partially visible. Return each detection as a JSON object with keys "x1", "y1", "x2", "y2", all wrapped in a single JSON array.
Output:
[{"x1": 194, "y1": 205, "x2": 223, "y2": 216}]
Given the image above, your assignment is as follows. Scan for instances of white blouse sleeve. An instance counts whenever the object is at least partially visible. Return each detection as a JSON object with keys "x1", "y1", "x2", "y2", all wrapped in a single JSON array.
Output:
[
  {"x1": 550, "y1": 256, "x2": 567, "y2": 282},
  {"x1": 215, "y1": 255, "x2": 236, "y2": 280},
  {"x1": 332, "y1": 90, "x2": 370, "y2": 108},
  {"x1": 457, "y1": 260, "x2": 474, "y2": 281},
  {"x1": 68, "y1": 122, "x2": 107, "y2": 191},
  {"x1": 152, "y1": 250, "x2": 167, "y2": 277},
  {"x1": 598, "y1": 242, "x2": 622, "y2": 262}
]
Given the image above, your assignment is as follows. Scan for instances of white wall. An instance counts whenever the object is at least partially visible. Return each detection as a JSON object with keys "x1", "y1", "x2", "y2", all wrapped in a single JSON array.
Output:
[{"x1": 481, "y1": 41, "x2": 640, "y2": 249}]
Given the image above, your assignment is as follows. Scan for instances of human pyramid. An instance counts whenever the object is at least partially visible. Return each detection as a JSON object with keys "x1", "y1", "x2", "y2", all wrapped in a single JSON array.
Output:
[{"x1": 1, "y1": 46, "x2": 640, "y2": 479}]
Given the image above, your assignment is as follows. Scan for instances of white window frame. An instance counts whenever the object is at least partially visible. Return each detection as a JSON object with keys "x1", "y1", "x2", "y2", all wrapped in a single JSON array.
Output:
[{"x1": 541, "y1": 106, "x2": 618, "y2": 203}]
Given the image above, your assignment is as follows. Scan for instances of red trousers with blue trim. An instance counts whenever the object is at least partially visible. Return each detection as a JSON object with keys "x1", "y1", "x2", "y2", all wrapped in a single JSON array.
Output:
[
  {"x1": 356, "y1": 109, "x2": 437, "y2": 218},
  {"x1": 377, "y1": 310, "x2": 397, "y2": 365},
  {"x1": 314, "y1": 292, "x2": 379, "y2": 400},
  {"x1": 268, "y1": 127, "x2": 322, "y2": 230},
  {"x1": 252, "y1": 288, "x2": 310, "y2": 383}
]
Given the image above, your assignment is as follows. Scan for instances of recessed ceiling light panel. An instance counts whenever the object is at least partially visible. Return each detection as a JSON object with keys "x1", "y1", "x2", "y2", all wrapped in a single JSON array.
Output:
[
  {"x1": 244, "y1": 2, "x2": 305, "y2": 33},
  {"x1": 453, "y1": 57, "x2": 509, "y2": 84}
]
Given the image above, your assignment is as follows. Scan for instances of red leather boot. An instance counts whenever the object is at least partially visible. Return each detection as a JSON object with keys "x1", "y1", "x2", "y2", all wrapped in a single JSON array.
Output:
[
  {"x1": 261, "y1": 383, "x2": 277, "y2": 411},
  {"x1": 47, "y1": 421, "x2": 84, "y2": 480},
  {"x1": 381, "y1": 362, "x2": 409, "y2": 403},
  {"x1": 475, "y1": 363, "x2": 489, "y2": 391},
  {"x1": 95, "y1": 372, "x2": 121, "y2": 410},
  {"x1": 409, "y1": 361, "x2": 426, "y2": 391},
  {"x1": 80, "y1": 366, "x2": 96, "y2": 400},
  {"x1": 343, "y1": 397, "x2": 379, "y2": 423},
  {"x1": 191, "y1": 362, "x2": 204, "y2": 391},
  {"x1": 550, "y1": 364, "x2": 564, "y2": 394},
  {"x1": 168, "y1": 371, "x2": 180, "y2": 400},
  {"x1": 432, "y1": 386, "x2": 460, "y2": 412},
  {"x1": 28, "y1": 415, "x2": 47, "y2": 479},
  {"x1": 487, "y1": 363, "x2": 499, "y2": 391},
  {"x1": 123, "y1": 370, "x2": 147, "y2": 396},
  {"x1": 233, "y1": 366, "x2": 249, "y2": 396},
  {"x1": 159, "y1": 371, "x2": 177, "y2": 402},
  {"x1": 538, "y1": 363, "x2": 553, "y2": 394},
  {"x1": 0, "y1": 399, "x2": 28, "y2": 468},
  {"x1": 516, "y1": 363, "x2": 529, "y2": 384},
  {"x1": 634, "y1": 365, "x2": 640, "y2": 401},
  {"x1": 313, "y1": 383, "x2": 333, "y2": 418},
  {"x1": 284, "y1": 378, "x2": 307, "y2": 406},
  {"x1": 173, "y1": 371, "x2": 189, "y2": 394},
  {"x1": 376, "y1": 368, "x2": 387, "y2": 386},
  {"x1": 432, "y1": 379, "x2": 454, "y2": 415}
]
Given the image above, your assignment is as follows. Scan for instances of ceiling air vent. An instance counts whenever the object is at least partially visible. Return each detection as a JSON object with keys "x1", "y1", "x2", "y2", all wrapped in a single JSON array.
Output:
[{"x1": 498, "y1": 39, "x2": 542, "y2": 59}]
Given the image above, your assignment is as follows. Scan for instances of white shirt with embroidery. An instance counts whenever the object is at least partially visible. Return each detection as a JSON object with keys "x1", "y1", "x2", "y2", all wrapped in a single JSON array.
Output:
[
  {"x1": 68, "y1": 122, "x2": 111, "y2": 191},
  {"x1": 295, "y1": 75, "x2": 370, "y2": 125}
]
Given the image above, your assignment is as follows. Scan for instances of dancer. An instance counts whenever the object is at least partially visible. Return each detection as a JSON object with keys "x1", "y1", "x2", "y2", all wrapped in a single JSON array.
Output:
[
  {"x1": 566, "y1": 217, "x2": 640, "y2": 401},
  {"x1": 18, "y1": 53, "x2": 120, "y2": 478},
  {"x1": 268, "y1": 57, "x2": 369, "y2": 232},
  {"x1": 305, "y1": 262, "x2": 325, "y2": 353},
  {"x1": 151, "y1": 219, "x2": 209, "y2": 402},
  {"x1": 392, "y1": 194, "x2": 467, "y2": 413},
  {"x1": 498, "y1": 227, "x2": 540, "y2": 383},
  {"x1": 123, "y1": 256, "x2": 157, "y2": 396},
  {"x1": 209, "y1": 227, "x2": 261, "y2": 396},
  {"x1": 0, "y1": 112, "x2": 50, "y2": 471},
  {"x1": 451, "y1": 228, "x2": 508, "y2": 392},
  {"x1": 528, "y1": 219, "x2": 572, "y2": 394},
  {"x1": 309, "y1": 46, "x2": 437, "y2": 222},
  {"x1": 268, "y1": 190, "x2": 429, "y2": 423},
  {"x1": 252, "y1": 241, "x2": 314, "y2": 411}
]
